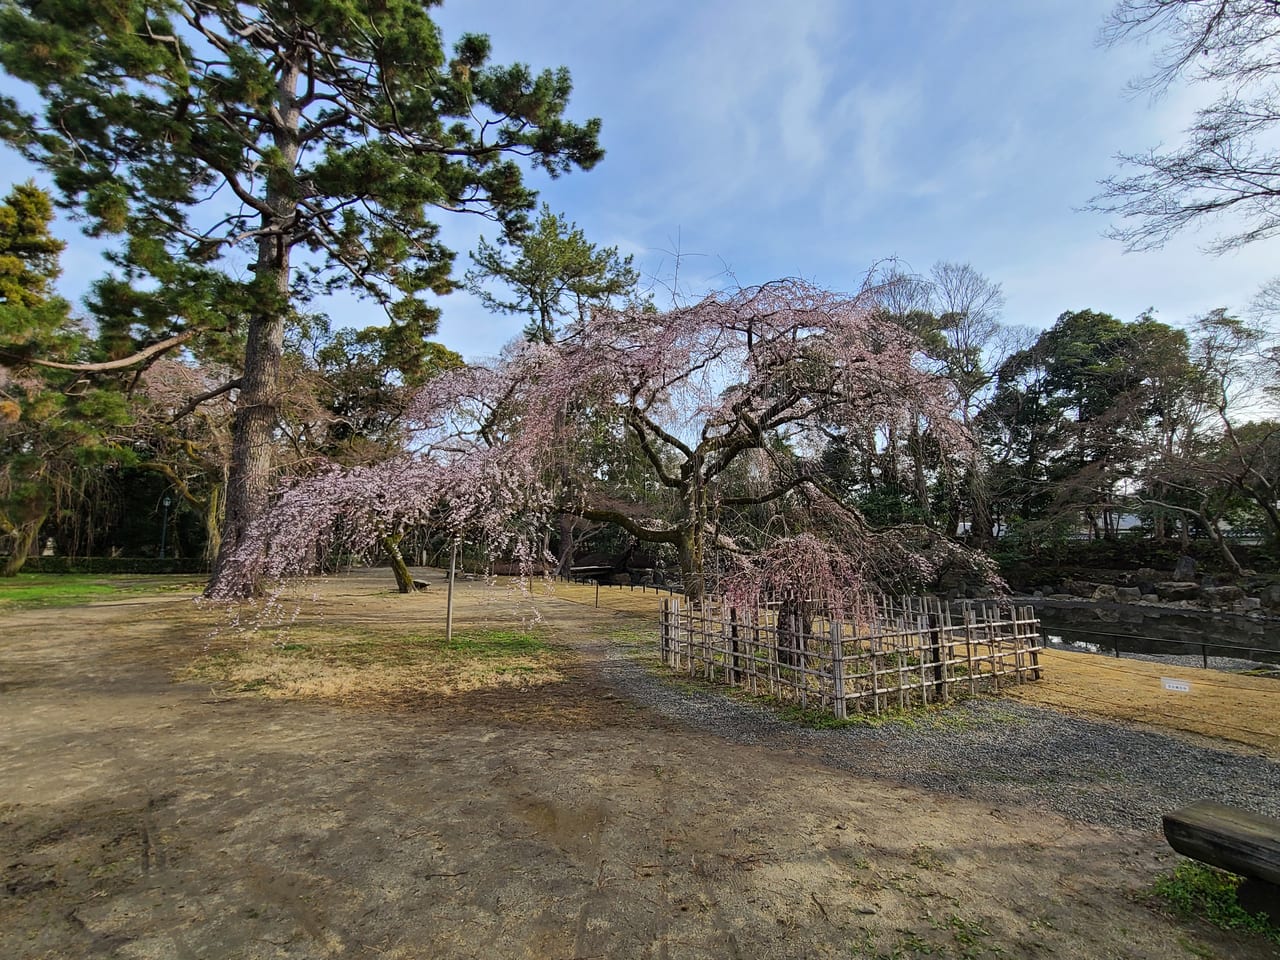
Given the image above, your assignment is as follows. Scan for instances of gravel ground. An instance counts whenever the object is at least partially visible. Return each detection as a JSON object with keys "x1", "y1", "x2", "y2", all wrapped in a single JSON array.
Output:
[{"x1": 593, "y1": 637, "x2": 1280, "y2": 836}]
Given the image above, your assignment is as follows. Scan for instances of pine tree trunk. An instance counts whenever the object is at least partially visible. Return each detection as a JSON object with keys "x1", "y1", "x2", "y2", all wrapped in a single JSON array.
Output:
[
  {"x1": 205, "y1": 62, "x2": 301, "y2": 598},
  {"x1": 967, "y1": 460, "x2": 993, "y2": 546},
  {"x1": 910, "y1": 422, "x2": 930, "y2": 520}
]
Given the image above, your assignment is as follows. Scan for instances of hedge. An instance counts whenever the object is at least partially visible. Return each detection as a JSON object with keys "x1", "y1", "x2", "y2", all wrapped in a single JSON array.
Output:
[{"x1": 12, "y1": 556, "x2": 210, "y2": 575}]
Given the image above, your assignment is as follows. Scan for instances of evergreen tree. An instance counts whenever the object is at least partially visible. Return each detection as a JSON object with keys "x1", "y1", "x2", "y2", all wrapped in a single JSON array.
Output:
[
  {"x1": 0, "y1": 0, "x2": 603, "y2": 595},
  {"x1": 465, "y1": 204, "x2": 640, "y2": 343},
  {"x1": 0, "y1": 182, "x2": 128, "y2": 574}
]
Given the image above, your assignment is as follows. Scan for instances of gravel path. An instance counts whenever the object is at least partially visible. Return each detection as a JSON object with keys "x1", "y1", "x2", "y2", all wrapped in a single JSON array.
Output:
[{"x1": 591, "y1": 636, "x2": 1280, "y2": 836}]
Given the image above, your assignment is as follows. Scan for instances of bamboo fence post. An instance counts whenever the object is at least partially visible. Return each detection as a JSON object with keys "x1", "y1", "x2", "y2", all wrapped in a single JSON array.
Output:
[
  {"x1": 928, "y1": 609, "x2": 944, "y2": 703},
  {"x1": 730, "y1": 607, "x2": 741, "y2": 686},
  {"x1": 830, "y1": 619, "x2": 846, "y2": 720},
  {"x1": 1028, "y1": 607, "x2": 1043, "y2": 681},
  {"x1": 988, "y1": 606, "x2": 1001, "y2": 694},
  {"x1": 660, "y1": 598, "x2": 669, "y2": 666},
  {"x1": 964, "y1": 607, "x2": 977, "y2": 696},
  {"x1": 868, "y1": 633, "x2": 881, "y2": 716}
]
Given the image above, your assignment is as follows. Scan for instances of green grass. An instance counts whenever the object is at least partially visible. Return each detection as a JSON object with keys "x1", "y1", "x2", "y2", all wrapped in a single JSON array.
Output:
[
  {"x1": 436, "y1": 628, "x2": 548, "y2": 657},
  {"x1": 1153, "y1": 862, "x2": 1280, "y2": 945},
  {"x1": 0, "y1": 573, "x2": 199, "y2": 608}
]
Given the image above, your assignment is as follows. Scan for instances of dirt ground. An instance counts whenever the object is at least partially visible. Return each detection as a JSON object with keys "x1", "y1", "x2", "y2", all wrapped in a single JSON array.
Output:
[{"x1": 1, "y1": 573, "x2": 1274, "y2": 959}]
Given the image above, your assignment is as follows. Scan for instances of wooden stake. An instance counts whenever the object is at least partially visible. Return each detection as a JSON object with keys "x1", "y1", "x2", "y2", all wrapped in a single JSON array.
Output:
[{"x1": 446, "y1": 539, "x2": 457, "y2": 643}]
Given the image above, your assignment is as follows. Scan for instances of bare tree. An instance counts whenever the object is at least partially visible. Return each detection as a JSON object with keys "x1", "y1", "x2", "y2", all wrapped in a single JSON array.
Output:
[{"x1": 1092, "y1": 1, "x2": 1280, "y2": 252}]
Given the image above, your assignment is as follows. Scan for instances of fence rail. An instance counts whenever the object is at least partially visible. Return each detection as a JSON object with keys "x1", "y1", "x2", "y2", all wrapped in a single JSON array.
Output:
[{"x1": 660, "y1": 595, "x2": 1043, "y2": 718}]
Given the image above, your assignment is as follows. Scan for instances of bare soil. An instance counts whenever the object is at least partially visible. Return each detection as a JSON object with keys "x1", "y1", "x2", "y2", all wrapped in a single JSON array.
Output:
[{"x1": 1, "y1": 572, "x2": 1274, "y2": 959}]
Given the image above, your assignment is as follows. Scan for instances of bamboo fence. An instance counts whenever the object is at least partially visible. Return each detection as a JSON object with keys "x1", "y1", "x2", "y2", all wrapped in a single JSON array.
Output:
[{"x1": 659, "y1": 594, "x2": 1043, "y2": 718}]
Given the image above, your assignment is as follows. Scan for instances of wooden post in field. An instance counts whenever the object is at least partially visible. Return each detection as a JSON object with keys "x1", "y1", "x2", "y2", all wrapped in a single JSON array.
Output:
[
  {"x1": 830, "y1": 620, "x2": 846, "y2": 720},
  {"x1": 446, "y1": 540, "x2": 457, "y2": 643}
]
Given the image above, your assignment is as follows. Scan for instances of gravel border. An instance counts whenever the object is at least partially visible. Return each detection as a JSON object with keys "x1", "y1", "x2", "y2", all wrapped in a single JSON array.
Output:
[{"x1": 593, "y1": 637, "x2": 1280, "y2": 835}]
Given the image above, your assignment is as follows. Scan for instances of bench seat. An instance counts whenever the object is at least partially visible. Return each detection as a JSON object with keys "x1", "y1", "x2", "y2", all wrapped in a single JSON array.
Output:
[{"x1": 1163, "y1": 800, "x2": 1280, "y2": 916}]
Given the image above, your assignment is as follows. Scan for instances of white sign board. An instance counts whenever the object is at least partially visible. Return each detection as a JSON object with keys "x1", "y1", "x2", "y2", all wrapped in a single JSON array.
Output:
[{"x1": 1161, "y1": 678, "x2": 1192, "y2": 693}]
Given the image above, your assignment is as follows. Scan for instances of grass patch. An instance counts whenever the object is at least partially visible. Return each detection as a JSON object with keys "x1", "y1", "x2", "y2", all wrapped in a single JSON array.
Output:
[
  {"x1": 181, "y1": 625, "x2": 562, "y2": 705},
  {"x1": 0, "y1": 573, "x2": 202, "y2": 608},
  {"x1": 777, "y1": 699, "x2": 1018, "y2": 732},
  {"x1": 1153, "y1": 862, "x2": 1280, "y2": 945}
]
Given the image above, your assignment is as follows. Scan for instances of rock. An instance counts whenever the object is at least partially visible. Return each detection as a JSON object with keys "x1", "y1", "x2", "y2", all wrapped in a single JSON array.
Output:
[
  {"x1": 1173, "y1": 555, "x2": 1197, "y2": 580},
  {"x1": 1133, "y1": 567, "x2": 1159, "y2": 595},
  {"x1": 1092, "y1": 584, "x2": 1119, "y2": 602},
  {"x1": 1155, "y1": 581, "x2": 1200, "y2": 602},
  {"x1": 1202, "y1": 585, "x2": 1244, "y2": 604},
  {"x1": 1242, "y1": 596, "x2": 1263, "y2": 611},
  {"x1": 1115, "y1": 586, "x2": 1142, "y2": 602},
  {"x1": 1048, "y1": 594, "x2": 1075, "y2": 601},
  {"x1": 1140, "y1": 594, "x2": 1159, "y2": 603},
  {"x1": 1063, "y1": 579, "x2": 1099, "y2": 598}
]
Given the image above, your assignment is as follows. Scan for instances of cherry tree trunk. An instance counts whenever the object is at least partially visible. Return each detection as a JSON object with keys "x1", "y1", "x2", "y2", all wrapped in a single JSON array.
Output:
[
  {"x1": 555, "y1": 513, "x2": 576, "y2": 574},
  {"x1": 677, "y1": 531, "x2": 703, "y2": 603},
  {"x1": 1, "y1": 513, "x2": 44, "y2": 577},
  {"x1": 1200, "y1": 507, "x2": 1244, "y2": 577},
  {"x1": 382, "y1": 533, "x2": 419, "y2": 594},
  {"x1": 677, "y1": 478, "x2": 708, "y2": 603}
]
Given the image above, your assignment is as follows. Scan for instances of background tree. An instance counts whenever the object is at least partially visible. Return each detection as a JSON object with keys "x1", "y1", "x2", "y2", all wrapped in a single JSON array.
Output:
[
  {"x1": 0, "y1": 0, "x2": 602, "y2": 596},
  {"x1": 0, "y1": 182, "x2": 128, "y2": 574},
  {"x1": 465, "y1": 203, "x2": 641, "y2": 344},
  {"x1": 985, "y1": 308, "x2": 1197, "y2": 547},
  {"x1": 831, "y1": 263, "x2": 1025, "y2": 545},
  {"x1": 1093, "y1": 0, "x2": 1280, "y2": 252}
]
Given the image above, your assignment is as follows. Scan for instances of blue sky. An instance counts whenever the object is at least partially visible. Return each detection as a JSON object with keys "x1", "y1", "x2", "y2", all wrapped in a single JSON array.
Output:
[{"x1": 3, "y1": 0, "x2": 1275, "y2": 360}]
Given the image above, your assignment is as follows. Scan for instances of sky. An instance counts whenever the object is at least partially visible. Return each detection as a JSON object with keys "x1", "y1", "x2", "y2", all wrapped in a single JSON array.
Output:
[{"x1": 2, "y1": 0, "x2": 1276, "y2": 361}]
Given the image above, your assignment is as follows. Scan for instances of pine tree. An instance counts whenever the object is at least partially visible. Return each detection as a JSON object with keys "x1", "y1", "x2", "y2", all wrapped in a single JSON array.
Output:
[
  {"x1": 0, "y1": 0, "x2": 603, "y2": 595},
  {"x1": 466, "y1": 204, "x2": 640, "y2": 343},
  {"x1": 0, "y1": 182, "x2": 128, "y2": 575}
]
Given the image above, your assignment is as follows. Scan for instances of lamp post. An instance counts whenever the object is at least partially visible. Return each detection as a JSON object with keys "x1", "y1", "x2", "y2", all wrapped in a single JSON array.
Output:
[{"x1": 159, "y1": 496, "x2": 172, "y2": 559}]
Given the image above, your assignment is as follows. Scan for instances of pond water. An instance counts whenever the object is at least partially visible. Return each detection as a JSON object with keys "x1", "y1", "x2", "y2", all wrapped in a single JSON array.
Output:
[{"x1": 1031, "y1": 600, "x2": 1280, "y2": 668}]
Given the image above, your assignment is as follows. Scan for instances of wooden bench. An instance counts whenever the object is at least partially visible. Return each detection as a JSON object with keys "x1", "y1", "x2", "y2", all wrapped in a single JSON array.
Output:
[{"x1": 1163, "y1": 800, "x2": 1280, "y2": 916}]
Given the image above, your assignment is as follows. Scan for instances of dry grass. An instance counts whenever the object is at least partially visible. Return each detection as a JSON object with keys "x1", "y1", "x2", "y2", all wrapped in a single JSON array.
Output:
[
  {"x1": 181, "y1": 624, "x2": 564, "y2": 708},
  {"x1": 1009, "y1": 649, "x2": 1280, "y2": 756}
]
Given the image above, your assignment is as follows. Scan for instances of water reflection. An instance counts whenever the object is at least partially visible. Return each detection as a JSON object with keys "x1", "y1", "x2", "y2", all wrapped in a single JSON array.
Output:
[{"x1": 1033, "y1": 602, "x2": 1280, "y2": 667}]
